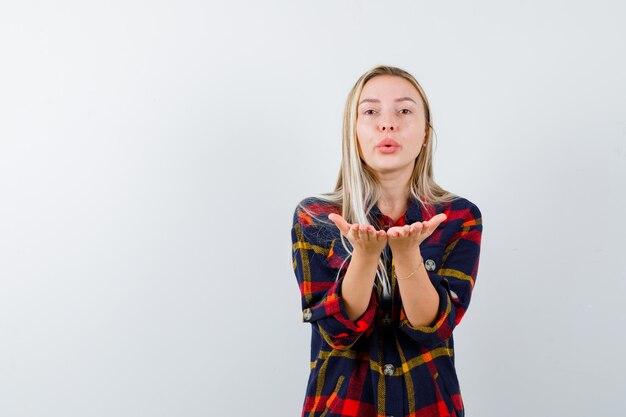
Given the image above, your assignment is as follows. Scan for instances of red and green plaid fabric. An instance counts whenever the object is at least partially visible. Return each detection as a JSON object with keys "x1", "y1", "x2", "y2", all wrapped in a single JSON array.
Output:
[{"x1": 291, "y1": 195, "x2": 483, "y2": 417}]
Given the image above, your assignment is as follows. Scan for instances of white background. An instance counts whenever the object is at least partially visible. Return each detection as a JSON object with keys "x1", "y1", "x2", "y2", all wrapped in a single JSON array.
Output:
[{"x1": 1, "y1": 1, "x2": 625, "y2": 416}]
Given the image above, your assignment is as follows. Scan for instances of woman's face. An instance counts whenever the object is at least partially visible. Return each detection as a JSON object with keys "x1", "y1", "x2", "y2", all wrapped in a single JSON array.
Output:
[{"x1": 356, "y1": 75, "x2": 427, "y2": 176}]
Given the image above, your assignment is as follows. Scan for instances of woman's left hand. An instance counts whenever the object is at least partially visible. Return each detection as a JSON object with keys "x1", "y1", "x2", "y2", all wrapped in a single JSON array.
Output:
[{"x1": 386, "y1": 213, "x2": 447, "y2": 256}]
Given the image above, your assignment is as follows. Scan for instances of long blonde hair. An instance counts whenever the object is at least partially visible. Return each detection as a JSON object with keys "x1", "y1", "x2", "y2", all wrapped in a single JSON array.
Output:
[{"x1": 299, "y1": 65, "x2": 459, "y2": 298}]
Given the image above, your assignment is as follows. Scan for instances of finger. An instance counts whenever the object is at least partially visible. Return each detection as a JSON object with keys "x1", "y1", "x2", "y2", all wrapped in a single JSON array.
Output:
[
  {"x1": 328, "y1": 213, "x2": 352, "y2": 236},
  {"x1": 361, "y1": 224, "x2": 374, "y2": 242},
  {"x1": 428, "y1": 213, "x2": 447, "y2": 228},
  {"x1": 411, "y1": 221, "x2": 424, "y2": 234},
  {"x1": 421, "y1": 220, "x2": 435, "y2": 235},
  {"x1": 430, "y1": 213, "x2": 447, "y2": 231},
  {"x1": 416, "y1": 223, "x2": 428, "y2": 239},
  {"x1": 359, "y1": 224, "x2": 368, "y2": 242}
]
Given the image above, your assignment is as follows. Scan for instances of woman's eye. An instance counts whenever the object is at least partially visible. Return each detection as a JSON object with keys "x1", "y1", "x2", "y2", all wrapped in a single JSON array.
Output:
[{"x1": 363, "y1": 109, "x2": 411, "y2": 115}]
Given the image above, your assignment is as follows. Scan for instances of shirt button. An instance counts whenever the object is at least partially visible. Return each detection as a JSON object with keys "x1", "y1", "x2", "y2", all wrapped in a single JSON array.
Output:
[
  {"x1": 383, "y1": 364, "x2": 395, "y2": 376},
  {"x1": 381, "y1": 313, "x2": 392, "y2": 326},
  {"x1": 303, "y1": 308, "x2": 312, "y2": 321},
  {"x1": 424, "y1": 258, "x2": 436, "y2": 271}
]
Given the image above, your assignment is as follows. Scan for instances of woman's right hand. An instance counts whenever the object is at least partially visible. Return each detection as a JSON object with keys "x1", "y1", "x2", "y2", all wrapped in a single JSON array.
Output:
[{"x1": 328, "y1": 213, "x2": 388, "y2": 258}]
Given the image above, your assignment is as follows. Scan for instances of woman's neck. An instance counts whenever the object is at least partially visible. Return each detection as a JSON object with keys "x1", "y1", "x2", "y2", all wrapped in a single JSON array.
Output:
[{"x1": 377, "y1": 190, "x2": 410, "y2": 222}]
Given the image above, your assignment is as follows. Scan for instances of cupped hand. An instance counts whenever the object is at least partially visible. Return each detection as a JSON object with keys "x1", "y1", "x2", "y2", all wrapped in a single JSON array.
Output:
[
  {"x1": 328, "y1": 213, "x2": 388, "y2": 258},
  {"x1": 386, "y1": 213, "x2": 447, "y2": 256}
]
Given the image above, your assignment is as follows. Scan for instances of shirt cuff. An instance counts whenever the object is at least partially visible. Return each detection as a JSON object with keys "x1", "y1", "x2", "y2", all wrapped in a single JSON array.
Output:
[
  {"x1": 302, "y1": 276, "x2": 378, "y2": 349},
  {"x1": 399, "y1": 278, "x2": 454, "y2": 348}
]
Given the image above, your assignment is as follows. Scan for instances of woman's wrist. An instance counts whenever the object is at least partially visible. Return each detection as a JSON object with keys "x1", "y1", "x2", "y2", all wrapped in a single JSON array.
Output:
[
  {"x1": 390, "y1": 247, "x2": 422, "y2": 263},
  {"x1": 393, "y1": 254, "x2": 423, "y2": 280},
  {"x1": 352, "y1": 247, "x2": 383, "y2": 263}
]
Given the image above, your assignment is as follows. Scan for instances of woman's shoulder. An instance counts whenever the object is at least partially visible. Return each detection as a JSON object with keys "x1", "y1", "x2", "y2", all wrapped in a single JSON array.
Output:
[
  {"x1": 297, "y1": 195, "x2": 341, "y2": 210},
  {"x1": 294, "y1": 196, "x2": 341, "y2": 221},
  {"x1": 292, "y1": 196, "x2": 342, "y2": 244},
  {"x1": 442, "y1": 195, "x2": 482, "y2": 219}
]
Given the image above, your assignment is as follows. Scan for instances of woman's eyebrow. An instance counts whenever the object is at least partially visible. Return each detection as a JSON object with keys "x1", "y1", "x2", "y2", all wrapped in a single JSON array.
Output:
[{"x1": 358, "y1": 97, "x2": 417, "y2": 106}]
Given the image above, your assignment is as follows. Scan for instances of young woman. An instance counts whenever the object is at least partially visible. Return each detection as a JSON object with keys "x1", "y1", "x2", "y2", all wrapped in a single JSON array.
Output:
[{"x1": 291, "y1": 65, "x2": 483, "y2": 417}]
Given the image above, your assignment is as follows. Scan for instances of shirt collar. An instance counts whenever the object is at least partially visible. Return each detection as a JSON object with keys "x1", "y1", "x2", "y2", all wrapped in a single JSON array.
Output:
[{"x1": 368, "y1": 195, "x2": 424, "y2": 230}]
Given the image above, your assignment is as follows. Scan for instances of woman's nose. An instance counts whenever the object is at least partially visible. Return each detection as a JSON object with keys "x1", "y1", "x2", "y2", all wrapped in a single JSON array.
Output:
[
  {"x1": 380, "y1": 123, "x2": 395, "y2": 132},
  {"x1": 379, "y1": 113, "x2": 396, "y2": 131}
]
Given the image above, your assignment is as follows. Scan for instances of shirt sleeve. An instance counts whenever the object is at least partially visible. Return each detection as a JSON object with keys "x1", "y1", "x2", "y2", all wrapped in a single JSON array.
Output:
[
  {"x1": 291, "y1": 203, "x2": 378, "y2": 351},
  {"x1": 399, "y1": 202, "x2": 483, "y2": 349}
]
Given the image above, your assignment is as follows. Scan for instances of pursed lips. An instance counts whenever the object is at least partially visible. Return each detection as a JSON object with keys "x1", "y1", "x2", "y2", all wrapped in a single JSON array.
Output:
[{"x1": 377, "y1": 138, "x2": 400, "y2": 147}]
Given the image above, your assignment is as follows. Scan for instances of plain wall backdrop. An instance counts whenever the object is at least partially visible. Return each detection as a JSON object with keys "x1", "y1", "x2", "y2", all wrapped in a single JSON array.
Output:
[{"x1": 1, "y1": 1, "x2": 625, "y2": 416}]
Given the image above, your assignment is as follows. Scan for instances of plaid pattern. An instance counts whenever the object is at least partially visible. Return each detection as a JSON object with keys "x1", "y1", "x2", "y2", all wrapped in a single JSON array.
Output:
[{"x1": 291, "y1": 195, "x2": 483, "y2": 417}]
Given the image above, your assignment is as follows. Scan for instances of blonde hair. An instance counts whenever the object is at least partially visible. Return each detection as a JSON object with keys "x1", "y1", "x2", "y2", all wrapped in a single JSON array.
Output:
[{"x1": 299, "y1": 65, "x2": 459, "y2": 298}]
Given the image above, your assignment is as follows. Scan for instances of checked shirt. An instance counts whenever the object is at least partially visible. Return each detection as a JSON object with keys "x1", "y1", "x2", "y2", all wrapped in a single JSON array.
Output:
[{"x1": 291, "y1": 195, "x2": 483, "y2": 417}]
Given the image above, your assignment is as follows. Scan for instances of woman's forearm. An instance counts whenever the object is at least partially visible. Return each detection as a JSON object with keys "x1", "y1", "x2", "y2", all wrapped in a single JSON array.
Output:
[
  {"x1": 394, "y1": 251, "x2": 439, "y2": 327},
  {"x1": 341, "y1": 248, "x2": 381, "y2": 321}
]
